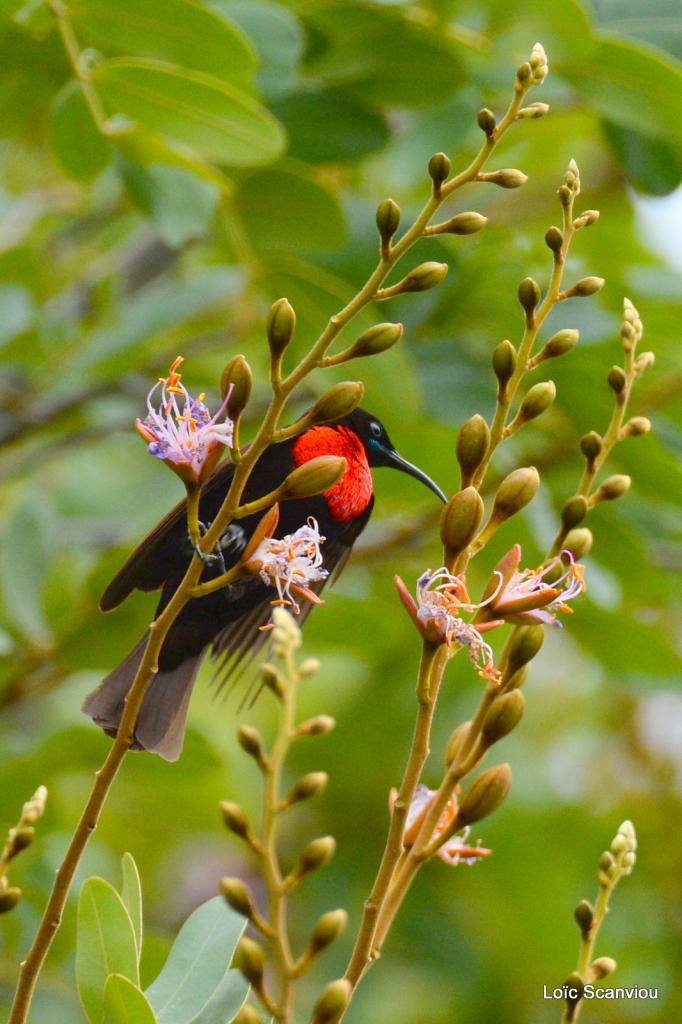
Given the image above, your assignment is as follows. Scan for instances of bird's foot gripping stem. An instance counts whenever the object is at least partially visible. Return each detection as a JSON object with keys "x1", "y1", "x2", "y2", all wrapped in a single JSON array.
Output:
[{"x1": 191, "y1": 520, "x2": 227, "y2": 572}]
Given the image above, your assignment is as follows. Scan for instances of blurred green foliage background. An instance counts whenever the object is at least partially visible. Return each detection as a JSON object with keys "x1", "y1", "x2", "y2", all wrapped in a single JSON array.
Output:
[{"x1": 1, "y1": 0, "x2": 681, "y2": 1021}]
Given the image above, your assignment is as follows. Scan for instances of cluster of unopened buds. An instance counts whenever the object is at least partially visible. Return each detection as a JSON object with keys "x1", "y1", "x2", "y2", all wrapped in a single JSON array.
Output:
[
  {"x1": 136, "y1": 356, "x2": 234, "y2": 485},
  {"x1": 393, "y1": 785, "x2": 492, "y2": 867},
  {"x1": 396, "y1": 544, "x2": 586, "y2": 684}
]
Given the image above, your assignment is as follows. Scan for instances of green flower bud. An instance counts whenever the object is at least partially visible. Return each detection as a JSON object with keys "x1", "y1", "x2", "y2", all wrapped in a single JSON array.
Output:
[
  {"x1": 11, "y1": 826, "x2": 35, "y2": 854},
  {"x1": 481, "y1": 690, "x2": 525, "y2": 745},
  {"x1": 0, "y1": 887, "x2": 21, "y2": 914},
  {"x1": 595, "y1": 474, "x2": 631, "y2": 502},
  {"x1": 492, "y1": 466, "x2": 540, "y2": 520},
  {"x1": 457, "y1": 763, "x2": 512, "y2": 827},
  {"x1": 311, "y1": 381, "x2": 365, "y2": 423},
  {"x1": 299, "y1": 836, "x2": 336, "y2": 875},
  {"x1": 517, "y1": 380, "x2": 556, "y2": 422},
  {"x1": 477, "y1": 108, "x2": 496, "y2": 135},
  {"x1": 564, "y1": 972, "x2": 584, "y2": 1003},
  {"x1": 232, "y1": 1005, "x2": 264, "y2": 1024},
  {"x1": 492, "y1": 340, "x2": 517, "y2": 394},
  {"x1": 430, "y1": 211, "x2": 488, "y2": 236},
  {"x1": 445, "y1": 720, "x2": 473, "y2": 766},
  {"x1": 517, "y1": 101, "x2": 550, "y2": 119},
  {"x1": 456, "y1": 414, "x2": 490, "y2": 483},
  {"x1": 545, "y1": 226, "x2": 563, "y2": 252},
  {"x1": 261, "y1": 662, "x2": 285, "y2": 699},
  {"x1": 396, "y1": 261, "x2": 449, "y2": 293},
  {"x1": 544, "y1": 328, "x2": 579, "y2": 358},
  {"x1": 312, "y1": 979, "x2": 352, "y2": 1023},
  {"x1": 505, "y1": 665, "x2": 529, "y2": 690},
  {"x1": 561, "y1": 495, "x2": 588, "y2": 531},
  {"x1": 376, "y1": 198, "x2": 400, "y2": 248},
  {"x1": 288, "y1": 772, "x2": 329, "y2": 804},
  {"x1": 428, "y1": 152, "x2": 451, "y2": 193},
  {"x1": 506, "y1": 625, "x2": 544, "y2": 673},
  {"x1": 516, "y1": 61, "x2": 532, "y2": 85},
  {"x1": 571, "y1": 276, "x2": 605, "y2": 297},
  {"x1": 623, "y1": 416, "x2": 651, "y2": 437},
  {"x1": 563, "y1": 527, "x2": 593, "y2": 560},
  {"x1": 574, "y1": 899, "x2": 594, "y2": 933},
  {"x1": 310, "y1": 909, "x2": 348, "y2": 954},
  {"x1": 221, "y1": 354, "x2": 253, "y2": 417},
  {"x1": 591, "y1": 956, "x2": 617, "y2": 979},
  {"x1": 529, "y1": 41, "x2": 548, "y2": 83},
  {"x1": 607, "y1": 365, "x2": 627, "y2": 393},
  {"x1": 281, "y1": 456, "x2": 347, "y2": 501},
  {"x1": 234, "y1": 936, "x2": 265, "y2": 987},
  {"x1": 518, "y1": 277, "x2": 541, "y2": 315},
  {"x1": 349, "y1": 322, "x2": 403, "y2": 358},
  {"x1": 580, "y1": 430, "x2": 603, "y2": 462},
  {"x1": 297, "y1": 715, "x2": 336, "y2": 736},
  {"x1": 599, "y1": 850, "x2": 616, "y2": 874},
  {"x1": 480, "y1": 168, "x2": 528, "y2": 189},
  {"x1": 220, "y1": 801, "x2": 251, "y2": 839},
  {"x1": 220, "y1": 877, "x2": 256, "y2": 919},
  {"x1": 622, "y1": 850, "x2": 636, "y2": 873},
  {"x1": 635, "y1": 351, "x2": 655, "y2": 373},
  {"x1": 266, "y1": 298, "x2": 296, "y2": 358},
  {"x1": 237, "y1": 725, "x2": 265, "y2": 762},
  {"x1": 573, "y1": 209, "x2": 599, "y2": 229},
  {"x1": 439, "y1": 487, "x2": 484, "y2": 557}
]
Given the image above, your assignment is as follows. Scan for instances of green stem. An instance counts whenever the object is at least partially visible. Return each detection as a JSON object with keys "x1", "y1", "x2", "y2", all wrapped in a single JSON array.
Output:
[
  {"x1": 260, "y1": 672, "x2": 297, "y2": 1023},
  {"x1": 343, "y1": 643, "x2": 444, "y2": 993},
  {"x1": 48, "y1": 0, "x2": 108, "y2": 130}
]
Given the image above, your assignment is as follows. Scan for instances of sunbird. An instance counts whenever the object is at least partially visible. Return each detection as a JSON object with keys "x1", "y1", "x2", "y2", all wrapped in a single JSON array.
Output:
[{"x1": 83, "y1": 409, "x2": 446, "y2": 760}]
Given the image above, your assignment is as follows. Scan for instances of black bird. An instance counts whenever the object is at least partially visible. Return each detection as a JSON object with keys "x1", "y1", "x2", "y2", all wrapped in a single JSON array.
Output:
[{"x1": 83, "y1": 409, "x2": 446, "y2": 760}]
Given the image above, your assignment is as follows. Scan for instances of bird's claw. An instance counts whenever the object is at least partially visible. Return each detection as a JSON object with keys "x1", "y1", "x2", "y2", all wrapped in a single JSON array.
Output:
[{"x1": 193, "y1": 542, "x2": 226, "y2": 572}]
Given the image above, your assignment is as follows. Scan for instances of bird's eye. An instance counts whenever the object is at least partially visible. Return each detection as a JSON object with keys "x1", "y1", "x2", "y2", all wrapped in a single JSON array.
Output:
[{"x1": 370, "y1": 422, "x2": 382, "y2": 437}]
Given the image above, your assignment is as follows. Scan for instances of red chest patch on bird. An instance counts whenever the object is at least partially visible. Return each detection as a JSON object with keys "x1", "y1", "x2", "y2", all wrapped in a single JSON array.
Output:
[{"x1": 292, "y1": 426, "x2": 373, "y2": 523}]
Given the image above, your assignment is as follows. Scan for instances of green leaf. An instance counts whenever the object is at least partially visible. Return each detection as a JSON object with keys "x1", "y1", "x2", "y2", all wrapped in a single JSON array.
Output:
[
  {"x1": 211, "y1": 1, "x2": 304, "y2": 98},
  {"x1": 602, "y1": 121, "x2": 682, "y2": 196},
  {"x1": 589, "y1": 0, "x2": 682, "y2": 63},
  {"x1": 109, "y1": 120, "x2": 230, "y2": 189},
  {"x1": 71, "y1": 267, "x2": 242, "y2": 375},
  {"x1": 565, "y1": 35, "x2": 682, "y2": 151},
  {"x1": 77, "y1": 877, "x2": 140, "y2": 1024},
  {"x1": 93, "y1": 58, "x2": 285, "y2": 167},
  {"x1": 300, "y1": 1, "x2": 463, "y2": 108},
  {"x1": 271, "y1": 91, "x2": 389, "y2": 162},
  {"x1": 50, "y1": 80, "x2": 111, "y2": 180},
  {"x1": 72, "y1": 0, "x2": 256, "y2": 89},
  {"x1": 145, "y1": 896, "x2": 247, "y2": 1024},
  {"x1": 119, "y1": 160, "x2": 219, "y2": 247},
  {"x1": 120, "y1": 853, "x2": 143, "y2": 963},
  {"x1": 0, "y1": 488, "x2": 53, "y2": 639},
  {"x1": 103, "y1": 975, "x2": 157, "y2": 1024},
  {"x1": 235, "y1": 166, "x2": 346, "y2": 254}
]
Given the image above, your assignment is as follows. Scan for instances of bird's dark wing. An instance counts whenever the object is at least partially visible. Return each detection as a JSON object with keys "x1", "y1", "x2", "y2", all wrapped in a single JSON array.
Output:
[
  {"x1": 209, "y1": 499, "x2": 374, "y2": 700},
  {"x1": 100, "y1": 460, "x2": 235, "y2": 611}
]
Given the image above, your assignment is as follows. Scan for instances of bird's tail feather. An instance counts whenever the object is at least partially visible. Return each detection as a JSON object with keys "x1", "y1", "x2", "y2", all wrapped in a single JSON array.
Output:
[{"x1": 82, "y1": 636, "x2": 204, "y2": 762}]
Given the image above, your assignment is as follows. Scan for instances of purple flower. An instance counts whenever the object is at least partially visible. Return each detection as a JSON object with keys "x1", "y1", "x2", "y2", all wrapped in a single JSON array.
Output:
[{"x1": 136, "y1": 357, "x2": 234, "y2": 485}]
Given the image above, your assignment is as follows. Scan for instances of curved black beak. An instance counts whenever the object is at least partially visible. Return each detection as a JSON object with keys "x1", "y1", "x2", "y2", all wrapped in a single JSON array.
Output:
[{"x1": 380, "y1": 447, "x2": 447, "y2": 503}]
